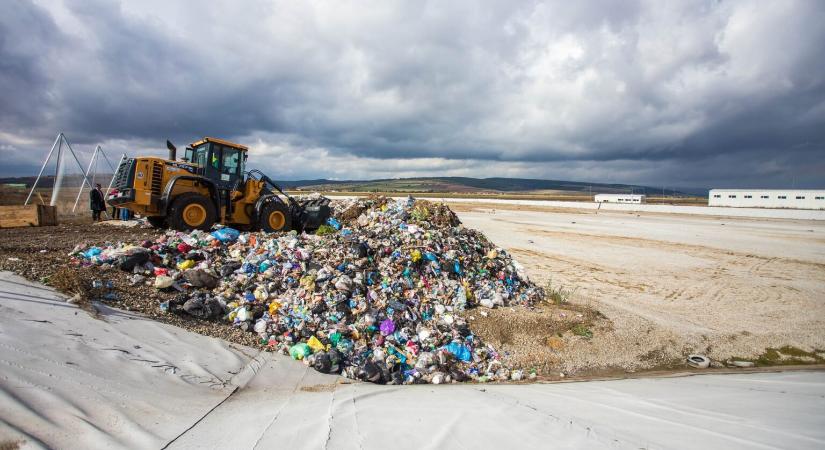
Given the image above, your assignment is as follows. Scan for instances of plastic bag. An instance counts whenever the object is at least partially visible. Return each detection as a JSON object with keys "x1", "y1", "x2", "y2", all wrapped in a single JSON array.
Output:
[
  {"x1": 379, "y1": 319, "x2": 395, "y2": 336},
  {"x1": 289, "y1": 343, "x2": 312, "y2": 360},
  {"x1": 307, "y1": 336, "x2": 326, "y2": 352},
  {"x1": 211, "y1": 227, "x2": 240, "y2": 243},
  {"x1": 154, "y1": 276, "x2": 174, "y2": 289},
  {"x1": 444, "y1": 342, "x2": 472, "y2": 362},
  {"x1": 327, "y1": 217, "x2": 341, "y2": 230},
  {"x1": 83, "y1": 247, "x2": 102, "y2": 258}
]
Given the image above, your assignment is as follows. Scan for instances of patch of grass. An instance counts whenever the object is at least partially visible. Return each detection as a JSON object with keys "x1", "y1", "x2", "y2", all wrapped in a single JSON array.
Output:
[
  {"x1": 756, "y1": 348, "x2": 782, "y2": 365},
  {"x1": 735, "y1": 346, "x2": 824, "y2": 367},
  {"x1": 48, "y1": 267, "x2": 100, "y2": 318},
  {"x1": 571, "y1": 324, "x2": 593, "y2": 339},
  {"x1": 776, "y1": 345, "x2": 814, "y2": 358},
  {"x1": 544, "y1": 279, "x2": 577, "y2": 305}
]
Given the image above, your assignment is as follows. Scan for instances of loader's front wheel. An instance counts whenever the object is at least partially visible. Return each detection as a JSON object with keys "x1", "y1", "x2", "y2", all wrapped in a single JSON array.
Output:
[
  {"x1": 258, "y1": 201, "x2": 291, "y2": 233},
  {"x1": 169, "y1": 193, "x2": 216, "y2": 231}
]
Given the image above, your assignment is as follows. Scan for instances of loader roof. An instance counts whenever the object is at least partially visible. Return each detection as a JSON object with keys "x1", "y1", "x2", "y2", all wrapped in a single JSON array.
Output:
[{"x1": 189, "y1": 137, "x2": 248, "y2": 151}]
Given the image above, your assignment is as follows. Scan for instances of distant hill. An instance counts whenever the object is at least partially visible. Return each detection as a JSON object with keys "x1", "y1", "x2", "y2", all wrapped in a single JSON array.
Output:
[
  {"x1": 278, "y1": 177, "x2": 698, "y2": 197},
  {"x1": 1, "y1": 174, "x2": 701, "y2": 197},
  {"x1": 0, "y1": 174, "x2": 113, "y2": 189}
]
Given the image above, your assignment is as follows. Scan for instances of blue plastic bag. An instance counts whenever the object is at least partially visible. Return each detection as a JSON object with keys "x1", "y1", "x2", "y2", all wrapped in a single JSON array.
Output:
[
  {"x1": 241, "y1": 262, "x2": 257, "y2": 274},
  {"x1": 83, "y1": 247, "x2": 102, "y2": 259},
  {"x1": 211, "y1": 227, "x2": 240, "y2": 243},
  {"x1": 327, "y1": 217, "x2": 341, "y2": 230},
  {"x1": 444, "y1": 342, "x2": 472, "y2": 362}
]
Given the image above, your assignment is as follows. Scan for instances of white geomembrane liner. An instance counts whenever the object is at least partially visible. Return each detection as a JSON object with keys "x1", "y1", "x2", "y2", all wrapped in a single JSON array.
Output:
[{"x1": 1, "y1": 271, "x2": 823, "y2": 449}]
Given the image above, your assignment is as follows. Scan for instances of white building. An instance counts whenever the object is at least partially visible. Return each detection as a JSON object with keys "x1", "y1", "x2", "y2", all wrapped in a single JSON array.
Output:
[
  {"x1": 594, "y1": 194, "x2": 646, "y2": 204},
  {"x1": 708, "y1": 189, "x2": 825, "y2": 210}
]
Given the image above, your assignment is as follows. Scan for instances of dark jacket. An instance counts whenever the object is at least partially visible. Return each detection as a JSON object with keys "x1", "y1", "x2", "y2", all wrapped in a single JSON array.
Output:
[{"x1": 90, "y1": 188, "x2": 105, "y2": 211}]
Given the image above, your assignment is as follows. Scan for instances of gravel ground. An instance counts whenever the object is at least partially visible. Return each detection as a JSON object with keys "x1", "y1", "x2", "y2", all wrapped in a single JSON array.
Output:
[{"x1": 0, "y1": 222, "x2": 260, "y2": 348}]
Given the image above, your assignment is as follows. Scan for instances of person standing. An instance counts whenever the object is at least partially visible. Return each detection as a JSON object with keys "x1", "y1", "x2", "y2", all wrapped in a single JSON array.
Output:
[{"x1": 90, "y1": 183, "x2": 105, "y2": 222}]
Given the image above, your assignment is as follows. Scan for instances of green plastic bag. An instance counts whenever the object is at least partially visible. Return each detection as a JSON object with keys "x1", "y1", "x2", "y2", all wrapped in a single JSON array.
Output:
[
  {"x1": 289, "y1": 343, "x2": 311, "y2": 360},
  {"x1": 329, "y1": 332, "x2": 342, "y2": 346}
]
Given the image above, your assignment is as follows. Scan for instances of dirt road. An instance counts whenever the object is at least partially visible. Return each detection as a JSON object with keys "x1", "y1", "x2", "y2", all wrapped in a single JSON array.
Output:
[{"x1": 453, "y1": 202, "x2": 825, "y2": 372}]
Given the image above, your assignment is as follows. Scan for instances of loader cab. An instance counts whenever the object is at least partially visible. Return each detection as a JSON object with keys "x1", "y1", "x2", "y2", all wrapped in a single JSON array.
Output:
[{"x1": 187, "y1": 137, "x2": 248, "y2": 190}]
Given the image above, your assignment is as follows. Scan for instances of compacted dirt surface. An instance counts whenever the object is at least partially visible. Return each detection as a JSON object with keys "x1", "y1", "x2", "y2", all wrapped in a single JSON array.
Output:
[{"x1": 453, "y1": 202, "x2": 825, "y2": 373}]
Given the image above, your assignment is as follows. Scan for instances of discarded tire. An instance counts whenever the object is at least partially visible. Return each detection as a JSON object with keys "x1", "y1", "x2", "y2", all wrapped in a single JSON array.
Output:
[{"x1": 687, "y1": 354, "x2": 710, "y2": 369}]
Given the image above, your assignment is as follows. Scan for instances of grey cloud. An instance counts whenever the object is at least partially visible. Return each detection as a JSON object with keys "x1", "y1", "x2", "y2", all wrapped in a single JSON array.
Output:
[{"x1": 0, "y1": 0, "x2": 823, "y2": 188}]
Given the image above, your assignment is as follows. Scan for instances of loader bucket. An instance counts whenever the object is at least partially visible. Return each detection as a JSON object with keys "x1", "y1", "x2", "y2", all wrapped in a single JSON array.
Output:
[{"x1": 292, "y1": 197, "x2": 332, "y2": 231}]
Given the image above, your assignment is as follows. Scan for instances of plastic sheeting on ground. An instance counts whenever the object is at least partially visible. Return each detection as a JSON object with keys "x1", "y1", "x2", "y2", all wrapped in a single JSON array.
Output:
[{"x1": 2, "y1": 272, "x2": 824, "y2": 449}]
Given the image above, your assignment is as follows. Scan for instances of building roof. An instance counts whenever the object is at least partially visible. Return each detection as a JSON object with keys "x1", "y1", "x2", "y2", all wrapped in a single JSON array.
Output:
[
  {"x1": 709, "y1": 189, "x2": 825, "y2": 192},
  {"x1": 594, "y1": 193, "x2": 646, "y2": 196}
]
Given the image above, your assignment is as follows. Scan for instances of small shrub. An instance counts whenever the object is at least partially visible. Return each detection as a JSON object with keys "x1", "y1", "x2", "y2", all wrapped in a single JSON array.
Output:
[
  {"x1": 572, "y1": 324, "x2": 593, "y2": 339},
  {"x1": 544, "y1": 279, "x2": 576, "y2": 304}
]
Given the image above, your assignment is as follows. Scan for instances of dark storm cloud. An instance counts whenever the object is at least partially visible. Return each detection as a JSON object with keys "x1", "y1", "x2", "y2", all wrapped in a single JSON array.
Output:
[
  {"x1": 0, "y1": 1, "x2": 63, "y2": 136},
  {"x1": 1, "y1": 0, "x2": 824, "y2": 188}
]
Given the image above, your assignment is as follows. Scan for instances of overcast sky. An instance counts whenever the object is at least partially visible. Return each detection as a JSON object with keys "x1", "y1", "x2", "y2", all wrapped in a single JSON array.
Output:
[{"x1": 1, "y1": 0, "x2": 823, "y2": 189}]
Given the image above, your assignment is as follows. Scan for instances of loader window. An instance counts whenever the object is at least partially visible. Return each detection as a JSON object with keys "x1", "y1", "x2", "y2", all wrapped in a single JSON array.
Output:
[
  {"x1": 193, "y1": 144, "x2": 208, "y2": 167},
  {"x1": 222, "y1": 148, "x2": 240, "y2": 175}
]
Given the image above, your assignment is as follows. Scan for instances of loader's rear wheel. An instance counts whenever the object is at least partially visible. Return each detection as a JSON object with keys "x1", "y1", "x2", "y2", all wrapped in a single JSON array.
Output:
[
  {"x1": 169, "y1": 193, "x2": 216, "y2": 231},
  {"x1": 258, "y1": 201, "x2": 291, "y2": 233},
  {"x1": 146, "y1": 216, "x2": 167, "y2": 228}
]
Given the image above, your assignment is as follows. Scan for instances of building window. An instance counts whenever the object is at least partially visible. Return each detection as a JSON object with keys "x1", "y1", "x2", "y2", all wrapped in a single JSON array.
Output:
[
  {"x1": 744, "y1": 195, "x2": 752, "y2": 198},
  {"x1": 796, "y1": 196, "x2": 805, "y2": 200},
  {"x1": 761, "y1": 195, "x2": 769, "y2": 199},
  {"x1": 779, "y1": 196, "x2": 787, "y2": 199},
  {"x1": 728, "y1": 195, "x2": 736, "y2": 198}
]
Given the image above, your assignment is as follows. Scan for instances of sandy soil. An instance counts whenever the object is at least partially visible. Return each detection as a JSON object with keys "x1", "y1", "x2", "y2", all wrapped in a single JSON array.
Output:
[{"x1": 454, "y1": 202, "x2": 825, "y2": 374}]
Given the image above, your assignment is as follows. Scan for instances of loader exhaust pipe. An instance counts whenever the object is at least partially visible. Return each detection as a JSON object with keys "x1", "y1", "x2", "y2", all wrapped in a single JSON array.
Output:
[{"x1": 166, "y1": 140, "x2": 177, "y2": 161}]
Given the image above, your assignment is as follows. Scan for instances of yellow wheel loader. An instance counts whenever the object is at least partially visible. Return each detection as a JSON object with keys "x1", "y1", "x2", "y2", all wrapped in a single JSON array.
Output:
[{"x1": 106, "y1": 137, "x2": 330, "y2": 232}]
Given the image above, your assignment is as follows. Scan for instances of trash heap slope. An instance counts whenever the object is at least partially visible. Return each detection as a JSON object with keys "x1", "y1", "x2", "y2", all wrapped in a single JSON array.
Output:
[{"x1": 71, "y1": 197, "x2": 545, "y2": 384}]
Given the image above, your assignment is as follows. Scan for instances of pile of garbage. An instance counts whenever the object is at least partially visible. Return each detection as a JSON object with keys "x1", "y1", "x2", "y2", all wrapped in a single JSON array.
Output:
[{"x1": 70, "y1": 197, "x2": 545, "y2": 384}]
